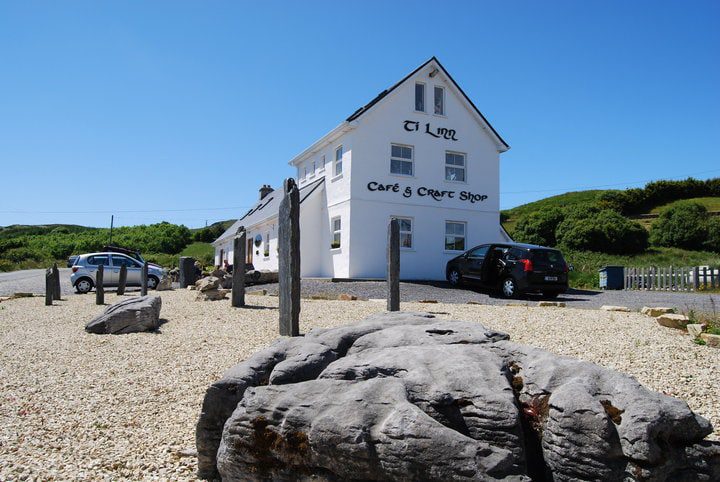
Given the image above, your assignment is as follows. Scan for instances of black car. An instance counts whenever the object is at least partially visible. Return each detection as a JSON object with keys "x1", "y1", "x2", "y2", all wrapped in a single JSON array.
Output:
[{"x1": 446, "y1": 242, "x2": 569, "y2": 298}]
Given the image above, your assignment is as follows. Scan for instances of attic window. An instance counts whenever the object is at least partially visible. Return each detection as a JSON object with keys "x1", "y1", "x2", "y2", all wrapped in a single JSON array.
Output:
[
  {"x1": 415, "y1": 83, "x2": 425, "y2": 112},
  {"x1": 434, "y1": 86, "x2": 445, "y2": 115}
]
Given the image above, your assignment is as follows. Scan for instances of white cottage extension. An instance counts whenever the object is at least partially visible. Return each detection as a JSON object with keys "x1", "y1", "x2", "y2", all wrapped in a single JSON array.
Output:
[{"x1": 213, "y1": 57, "x2": 511, "y2": 280}]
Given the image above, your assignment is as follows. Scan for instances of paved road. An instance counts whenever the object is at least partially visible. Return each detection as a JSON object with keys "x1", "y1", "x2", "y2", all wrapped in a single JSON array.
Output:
[{"x1": 2, "y1": 269, "x2": 717, "y2": 313}]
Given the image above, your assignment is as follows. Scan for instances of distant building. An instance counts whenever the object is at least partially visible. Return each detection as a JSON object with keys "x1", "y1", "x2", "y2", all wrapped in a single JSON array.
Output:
[{"x1": 213, "y1": 57, "x2": 510, "y2": 280}]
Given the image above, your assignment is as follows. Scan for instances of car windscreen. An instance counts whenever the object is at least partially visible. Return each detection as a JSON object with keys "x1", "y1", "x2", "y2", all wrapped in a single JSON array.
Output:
[{"x1": 531, "y1": 250, "x2": 566, "y2": 266}]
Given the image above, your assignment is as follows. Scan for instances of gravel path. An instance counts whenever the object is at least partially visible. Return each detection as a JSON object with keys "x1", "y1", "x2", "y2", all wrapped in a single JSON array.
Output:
[{"x1": 1, "y1": 290, "x2": 718, "y2": 480}]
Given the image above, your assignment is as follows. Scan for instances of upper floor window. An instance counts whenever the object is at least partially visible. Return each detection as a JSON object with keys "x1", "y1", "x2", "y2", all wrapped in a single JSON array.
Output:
[
  {"x1": 311, "y1": 161, "x2": 316, "y2": 177},
  {"x1": 393, "y1": 217, "x2": 413, "y2": 249},
  {"x1": 415, "y1": 83, "x2": 425, "y2": 112},
  {"x1": 390, "y1": 144, "x2": 413, "y2": 176},
  {"x1": 303, "y1": 165, "x2": 308, "y2": 179},
  {"x1": 445, "y1": 151, "x2": 466, "y2": 182},
  {"x1": 331, "y1": 217, "x2": 341, "y2": 249},
  {"x1": 434, "y1": 86, "x2": 445, "y2": 115},
  {"x1": 445, "y1": 221, "x2": 466, "y2": 251},
  {"x1": 264, "y1": 232, "x2": 270, "y2": 257},
  {"x1": 334, "y1": 146, "x2": 343, "y2": 176},
  {"x1": 319, "y1": 155, "x2": 325, "y2": 173}
]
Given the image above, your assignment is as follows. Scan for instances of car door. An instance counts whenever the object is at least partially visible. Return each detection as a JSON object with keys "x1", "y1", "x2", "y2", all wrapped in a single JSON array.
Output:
[
  {"x1": 87, "y1": 254, "x2": 111, "y2": 284},
  {"x1": 112, "y1": 255, "x2": 142, "y2": 286},
  {"x1": 463, "y1": 245, "x2": 489, "y2": 281}
]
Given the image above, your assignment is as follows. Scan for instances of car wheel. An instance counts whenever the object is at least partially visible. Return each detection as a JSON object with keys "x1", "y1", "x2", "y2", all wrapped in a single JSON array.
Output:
[
  {"x1": 147, "y1": 276, "x2": 159, "y2": 290},
  {"x1": 500, "y1": 277, "x2": 519, "y2": 299},
  {"x1": 75, "y1": 278, "x2": 93, "y2": 294},
  {"x1": 447, "y1": 268, "x2": 462, "y2": 287}
]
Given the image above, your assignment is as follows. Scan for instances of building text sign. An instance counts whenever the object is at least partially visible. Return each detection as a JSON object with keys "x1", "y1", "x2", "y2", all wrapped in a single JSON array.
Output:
[
  {"x1": 367, "y1": 181, "x2": 488, "y2": 204},
  {"x1": 403, "y1": 120, "x2": 458, "y2": 141}
]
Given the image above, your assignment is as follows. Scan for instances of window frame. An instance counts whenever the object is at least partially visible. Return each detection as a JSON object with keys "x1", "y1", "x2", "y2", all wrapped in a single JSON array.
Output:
[
  {"x1": 414, "y1": 82, "x2": 426, "y2": 113},
  {"x1": 445, "y1": 150, "x2": 467, "y2": 183},
  {"x1": 392, "y1": 216, "x2": 414, "y2": 250},
  {"x1": 331, "y1": 216, "x2": 341, "y2": 249},
  {"x1": 434, "y1": 85, "x2": 445, "y2": 116},
  {"x1": 319, "y1": 154, "x2": 325, "y2": 173},
  {"x1": 444, "y1": 221, "x2": 467, "y2": 252},
  {"x1": 390, "y1": 143, "x2": 414, "y2": 177},
  {"x1": 334, "y1": 146, "x2": 343, "y2": 177}
]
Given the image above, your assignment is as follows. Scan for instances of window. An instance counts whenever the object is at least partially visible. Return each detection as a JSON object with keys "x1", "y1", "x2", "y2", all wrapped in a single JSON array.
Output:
[
  {"x1": 445, "y1": 151, "x2": 466, "y2": 182},
  {"x1": 319, "y1": 155, "x2": 325, "y2": 173},
  {"x1": 264, "y1": 232, "x2": 270, "y2": 257},
  {"x1": 303, "y1": 165, "x2": 308, "y2": 180},
  {"x1": 87, "y1": 255, "x2": 110, "y2": 266},
  {"x1": 415, "y1": 82, "x2": 425, "y2": 112},
  {"x1": 331, "y1": 217, "x2": 341, "y2": 249},
  {"x1": 334, "y1": 146, "x2": 343, "y2": 176},
  {"x1": 434, "y1": 86, "x2": 445, "y2": 115},
  {"x1": 445, "y1": 222, "x2": 466, "y2": 251},
  {"x1": 467, "y1": 245, "x2": 489, "y2": 258},
  {"x1": 390, "y1": 144, "x2": 413, "y2": 176},
  {"x1": 111, "y1": 255, "x2": 139, "y2": 268},
  {"x1": 311, "y1": 161, "x2": 316, "y2": 176},
  {"x1": 394, "y1": 217, "x2": 413, "y2": 249}
]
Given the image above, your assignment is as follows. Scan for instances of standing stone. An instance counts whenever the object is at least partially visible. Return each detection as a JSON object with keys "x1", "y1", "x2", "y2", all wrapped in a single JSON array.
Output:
[
  {"x1": 52, "y1": 263, "x2": 61, "y2": 300},
  {"x1": 96, "y1": 264, "x2": 105, "y2": 305},
  {"x1": 117, "y1": 264, "x2": 127, "y2": 295},
  {"x1": 141, "y1": 262, "x2": 148, "y2": 296},
  {"x1": 232, "y1": 228, "x2": 246, "y2": 308},
  {"x1": 45, "y1": 268, "x2": 53, "y2": 306},
  {"x1": 179, "y1": 256, "x2": 197, "y2": 288},
  {"x1": 387, "y1": 218, "x2": 400, "y2": 312},
  {"x1": 278, "y1": 178, "x2": 300, "y2": 336}
]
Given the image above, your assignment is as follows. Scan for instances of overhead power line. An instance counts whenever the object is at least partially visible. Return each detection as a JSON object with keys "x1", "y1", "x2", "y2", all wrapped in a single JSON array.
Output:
[{"x1": 0, "y1": 206, "x2": 252, "y2": 215}]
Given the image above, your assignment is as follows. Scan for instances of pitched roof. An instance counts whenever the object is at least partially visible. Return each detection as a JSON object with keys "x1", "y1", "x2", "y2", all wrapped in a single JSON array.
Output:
[
  {"x1": 346, "y1": 56, "x2": 509, "y2": 150},
  {"x1": 213, "y1": 177, "x2": 325, "y2": 245}
]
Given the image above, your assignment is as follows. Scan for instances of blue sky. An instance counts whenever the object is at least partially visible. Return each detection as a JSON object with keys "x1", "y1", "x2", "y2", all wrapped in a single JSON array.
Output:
[{"x1": 1, "y1": 1, "x2": 718, "y2": 228}]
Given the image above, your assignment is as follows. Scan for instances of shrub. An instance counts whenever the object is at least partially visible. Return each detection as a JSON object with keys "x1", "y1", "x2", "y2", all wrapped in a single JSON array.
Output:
[
  {"x1": 557, "y1": 209, "x2": 648, "y2": 254},
  {"x1": 649, "y1": 202, "x2": 709, "y2": 250},
  {"x1": 512, "y1": 208, "x2": 564, "y2": 246},
  {"x1": 704, "y1": 217, "x2": 720, "y2": 253}
]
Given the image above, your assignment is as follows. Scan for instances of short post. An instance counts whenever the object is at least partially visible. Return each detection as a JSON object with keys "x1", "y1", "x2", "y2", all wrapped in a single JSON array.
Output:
[
  {"x1": 387, "y1": 218, "x2": 400, "y2": 312},
  {"x1": 96, "y1": 264, "x2": 105, "y2": 305},
  {"x1": 117, "y1": 264, "x2": 127, "y2": 295},
  {"x1": 693, "y1": 267, "x2": 700, "y2": 291},
  {"x1": 702, "y1": 267, "x2": 708, "y2": 290},
  {"x1": 45, "y1": 268, "x2": 53, "y2": 306},
  {"x1": 179, "y1": 256, "x2": 196, "y2": 288},
  {"x1": 278, "y1": 178, "x2": 300, "y2": 336},
  {"x1": 52, "y1": 263, "x2": 61, "y2": 300},
  {"x1": 141, "y1": 262, "x2": 148, "y2": 296},
  {"x1": 232, "y1": 227, "x2": 246, "y2": 308}
]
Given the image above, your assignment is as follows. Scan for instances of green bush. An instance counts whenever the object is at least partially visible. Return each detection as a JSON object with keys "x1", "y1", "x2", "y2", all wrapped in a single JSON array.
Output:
[
  {"x1": 650, "y1": 202, "x2": 709, "y2": 250},
  {"x1": 512, "y1": 208, "x2": 564, "y2": 246},
  {"x1": 597, "y1": 178, "x2": 720, "y2": 215},
  {"x1": 557, "y1": 209, "x2": 648, "y2": 254},
  {"x1": 703, "y1": 217, "x2": 720, "y2": 253}
]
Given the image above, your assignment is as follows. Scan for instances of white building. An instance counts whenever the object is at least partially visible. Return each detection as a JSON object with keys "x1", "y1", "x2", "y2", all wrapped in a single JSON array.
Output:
[{"x1": 213, "y1": 57, "x2": 511, "y2": 280}]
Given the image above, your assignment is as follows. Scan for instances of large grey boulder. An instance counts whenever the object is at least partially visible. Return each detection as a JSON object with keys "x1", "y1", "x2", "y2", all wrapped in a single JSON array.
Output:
[
  {"x1": 246, "y1": 269, "x2": 278, "y2": 285},
  {"x1": 85, "y1": 295, "x2": 161, "y2": 335},
  {"x1": 196, "y1": 312, "x2": 720, "y2": 481}
]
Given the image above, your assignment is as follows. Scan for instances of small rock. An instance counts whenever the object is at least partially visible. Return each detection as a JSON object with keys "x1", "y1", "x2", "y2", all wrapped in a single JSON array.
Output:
[
  {"x1": 641, "y1": 306, "x2": 675, "y2": 317},
  {"x1": 466, "y1": 301, "x2": 483, "y2": 305},
  {"x1": 247, "y1": 289, "x2": 267, "y2": 296},
  {"x1": 506, "y1": 302, "x2": 528, "y2": 307},
  {"x1": 687, "y1": 324, "x2": 704, "y2": 338},
  {"x1": 12, "y1": 292, "x2": 33, "y2": 298},
  {"x1": 187, "y1": 285, "x2": 196, "y2": 291},
  {"x1": 337, "y1": 294, "x2": 358, "y2": 301},
  {"x1": 156, "y1": 276, "x2": 173, "y2": 291},
  {"x1": 656, "y1": 314, "x2": 690, "y2": 330},
  {"x1": 700, "y1": 333, "x2": 720, "y2": 347},
  {"x1": 196, "y1": 289, "x2": 228, "y2": 301},
  {"x1": 538, "y1": 301, "x2": 566, "y2": 307},
  {"x1": 195, "y1": 276, "x2": 221, "y2": 292},
  {"x1": 418, "y1": 299, "x2": 438, "y2": 304},
  {"x1": 85, "y1": 295, "x2": 162, "y2": 335},
  {"x1": 601, "y1": 305, "x2": 630, "y2": 312},
  {"x1": 210, "y1": 269, "x2": 227, "y2": 279}
]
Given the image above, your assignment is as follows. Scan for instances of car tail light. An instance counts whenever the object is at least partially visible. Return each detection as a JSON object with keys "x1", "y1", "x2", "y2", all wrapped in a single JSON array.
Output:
[
  {"x1": 72, "y1": 267, "x2": 79, "y2": 273},
  {"x1": 519, "y1": 259, "x2": 533, "y2": 272},
  {"x1": 563, "y1": 263, "x2": 569, "y2": 273}
]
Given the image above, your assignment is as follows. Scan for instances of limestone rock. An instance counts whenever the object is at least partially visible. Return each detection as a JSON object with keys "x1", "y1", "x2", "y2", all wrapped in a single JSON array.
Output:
[
  {"x1": 687, "y1": 324, "x2": 705, "y2": 338},
  {"x1": 196, "y1": 289, "x2": 228, "y2": 301},
  {"x1": 337, "y1": 293, "x2": 357, "y2": 301},
  {"x1": 156, "y1": 275, "x2": 173, "y2": 291},
  {"x1": 196, "y1": 312, "x2": 719, "y2": 481},
  {"x1": 247, "y1": 289, "x2": 267, "y2": 296},
  {"x1": 220, "y1": 274, "x2": 233, "y2": 289},
  {"x1": 700, "y1": 333, "x2": 720, "y2": 347},
  {"x1": 657, "y1": 313, "x2": 691, "y2": 330},
  {"x1": 641, "y1": 306, "x2": 676, "y2": 317},
  {"x1": 601, "y1": 305, "x2": 630, "y2": 312},
  {"x1": 538, "y1": 301, "x2": 565, "y2": 307},
  {"x1": 85, "y1": 295, "x2": 161, "y2": 335},
  {"x1": 211, "y1": 269, "x2": 227, "y2": 279},
  {"x1": 418, "y1": 299, "x2": 438, "y2": 304},
  {"x1": 246, "y1": 270, "x2": 279, "y2": 285},
  {"x1": 195, "y1": 276, "x2": 221, "y2": 292}
]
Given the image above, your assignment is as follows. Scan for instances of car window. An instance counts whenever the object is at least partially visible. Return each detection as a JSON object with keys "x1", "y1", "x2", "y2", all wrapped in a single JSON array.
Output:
[
  {"x1": 506, "y1": 248, "x2": 527, "y2": 261},
  {"x1": 87, "y1": 255, "x2": 110, "y2": 266},
  {"x1": 112, "y1": 255, "x2": 139, "y2": 268},
  {"x1": 467, "y1": 245, "x2": 489, "y2": 258},
  {"x1": 532, "y1": 250, "x2": 565, "y2": 264}
]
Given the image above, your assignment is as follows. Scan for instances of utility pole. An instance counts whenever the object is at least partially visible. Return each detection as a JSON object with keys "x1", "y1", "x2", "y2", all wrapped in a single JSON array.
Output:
[{"x1": 109, "y1": 215, "x2": 114, "y2": 245}]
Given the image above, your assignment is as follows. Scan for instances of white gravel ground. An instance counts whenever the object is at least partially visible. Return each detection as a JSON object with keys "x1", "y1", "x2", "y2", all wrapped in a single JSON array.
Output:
[{"x1": 1, "y1": 290, "x2": 718, "y2": 481}]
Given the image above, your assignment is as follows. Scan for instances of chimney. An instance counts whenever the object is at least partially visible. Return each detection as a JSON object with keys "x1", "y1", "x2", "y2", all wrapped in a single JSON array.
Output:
[{"x1": 259, "y1": 184, "x2": 274, "y2": 200}]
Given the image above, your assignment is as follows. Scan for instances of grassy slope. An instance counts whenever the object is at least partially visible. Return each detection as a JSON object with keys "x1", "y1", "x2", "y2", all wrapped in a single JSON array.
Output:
[
  {"x1": 649, "y1": 197, "x2": 720, "y2": 214},
  {"x1": 501, "y1": 190, "x2": 611, "y2": 232}
]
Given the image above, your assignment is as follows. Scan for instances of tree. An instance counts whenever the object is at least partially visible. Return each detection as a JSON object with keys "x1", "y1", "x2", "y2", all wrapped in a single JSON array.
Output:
[
  {"x1": 556, "y1": 209, "x2": 648, "y2": 254},
  {"x1": 512, "y1": 208, "x2": 565, "y2": 246},
  {"x1": 649, "y1": 202, "x2": 709, "y2": 250}
]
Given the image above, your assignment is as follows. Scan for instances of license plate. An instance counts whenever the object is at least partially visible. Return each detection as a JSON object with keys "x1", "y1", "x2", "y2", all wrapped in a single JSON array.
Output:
[{"x1": 545, "y1": 276, "x2": 558, "y2": 281}]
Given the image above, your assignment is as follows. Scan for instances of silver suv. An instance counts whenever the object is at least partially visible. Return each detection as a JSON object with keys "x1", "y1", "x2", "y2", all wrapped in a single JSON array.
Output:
[{"x1": 70, "y1": 252, "x2": 165, "y2": 294}]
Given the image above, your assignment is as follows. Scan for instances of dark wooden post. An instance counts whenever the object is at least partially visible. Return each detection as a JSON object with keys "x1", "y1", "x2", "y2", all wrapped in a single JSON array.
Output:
[
  {"x1": 179, "y1": 256, "x2": 196, "y2": 288},
  {"x1": 693, "y1": 267, "x2": 700, "y2": 291},
  {"x1": 232, "y1": 227, "x2": 246, "y2": 308},
  {"x1": 52, "y1": 263, "x2": 61, "y2": 300},
  {"x1": 45, "y1": 268, "x2": 53, "y2": 306},
  {"x1": 141, "y1": 262, "x2": 148, "y2": 296},
  {"x1": 96, "y1": 264, "x2": 104, "y2": 305},
  {"x1": 117, "y1": 264, "x2": 127, "y2": 295},
  {"x1": 387, "y1": 218, "x2": 400, "y2": 312},
  {"x1": 278, "y1": 178, "x2": 300, "y2": 336}
]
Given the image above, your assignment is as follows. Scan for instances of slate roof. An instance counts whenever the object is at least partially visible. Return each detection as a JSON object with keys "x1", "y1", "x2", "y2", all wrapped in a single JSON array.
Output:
[{"x1": 214, "y1": 177, "x2": 325, "y2": 245}]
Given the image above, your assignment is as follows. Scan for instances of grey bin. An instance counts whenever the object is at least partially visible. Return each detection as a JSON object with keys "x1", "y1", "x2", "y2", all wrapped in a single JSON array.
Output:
[{"x1": 599, "y1": 266, "x2": 625, "y2": 290}]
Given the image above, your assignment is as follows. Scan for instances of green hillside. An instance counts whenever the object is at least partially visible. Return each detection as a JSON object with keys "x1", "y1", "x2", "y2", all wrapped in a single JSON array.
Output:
[
  {"x1": 502, "y1": 190, "x2": 612, "y2": 233},
  {"x1": 650, "y1": 197, "x2": 720, "y2": 214}
]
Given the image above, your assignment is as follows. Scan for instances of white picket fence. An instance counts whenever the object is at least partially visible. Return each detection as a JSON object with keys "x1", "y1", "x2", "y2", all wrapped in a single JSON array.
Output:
[{"x1": 624, "y1": 266, "x2": 719, "y2": 291}]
